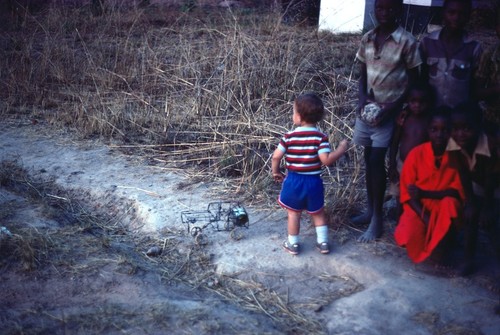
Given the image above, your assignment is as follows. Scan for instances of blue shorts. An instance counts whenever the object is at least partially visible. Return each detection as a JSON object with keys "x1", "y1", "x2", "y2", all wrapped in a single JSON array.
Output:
[
  {"x1": 278, "y1": 172, "x2": 324, "y2": 214},
  {"x1": 353, "y1": 117, "x2": 394, "y2": 148}
]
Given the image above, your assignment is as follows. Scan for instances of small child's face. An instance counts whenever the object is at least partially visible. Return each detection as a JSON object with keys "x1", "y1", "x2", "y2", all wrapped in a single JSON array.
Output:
[
  {"x1": 374, "y1": 0, "x2": 399, "y2": 26},
  {"x1": 428, "y1": 116, "x2": 451, "y2": 150},
  {"x1": 443, "y1": 0, "x2": 470, "y2": 31},
  {"x1": 451, "y1": 114, "x2": 478, "y2": 150},
  {"x1": 408, "y1": 90, "x2": 429, "y2": 116}
]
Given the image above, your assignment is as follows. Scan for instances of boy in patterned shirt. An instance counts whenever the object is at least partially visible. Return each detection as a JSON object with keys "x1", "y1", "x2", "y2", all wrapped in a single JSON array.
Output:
[
  {"x1": 353, "y1": 0, "x2": 421, "y2": 242},
  {"x1": 272, "y1": 93, "x2": 349, "y2": 255}
]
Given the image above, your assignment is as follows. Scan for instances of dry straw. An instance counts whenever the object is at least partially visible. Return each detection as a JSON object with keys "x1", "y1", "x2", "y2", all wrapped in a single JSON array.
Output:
[{"x1": 0, "y1": 3, "x2": 365, "y2": 217}]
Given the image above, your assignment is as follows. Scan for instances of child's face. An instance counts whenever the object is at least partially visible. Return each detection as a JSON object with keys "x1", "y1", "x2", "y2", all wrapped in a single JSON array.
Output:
[
  {"x1": 374, "y1": 0, "x2": 399, "y2": 27},
  {"x1": 408, "y1": 90, "x2": 429, "y2": 116},
  {"x1": 428, "y1": 116, "x2": 451, "y2": 150},
  {"x1": 443, "y1": 1, "x2": 470, "y2": 31},
  {"x1": 451, "y1": 114, "x2": 479, "y2": 150}
]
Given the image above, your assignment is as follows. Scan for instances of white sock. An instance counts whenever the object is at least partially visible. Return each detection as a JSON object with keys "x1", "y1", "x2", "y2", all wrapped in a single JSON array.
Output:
[
  {"x1": 288, "y1": 234, "x2": 299, "y2": 245},
  {"x1": 316, "y1": 225, "x2": 328, "y2": 244}
]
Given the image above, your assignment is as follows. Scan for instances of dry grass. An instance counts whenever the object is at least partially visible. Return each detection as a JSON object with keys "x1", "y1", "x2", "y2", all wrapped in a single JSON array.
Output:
[
  {"x1": 0, "y1": 3, "x2": 364, "y2": 215},
  {"x1": 0, "y1": 160, "x2": 128, "y2": 270},
  {"x1": 0, "y1": 6, "x2": 364, "y2": 330}
]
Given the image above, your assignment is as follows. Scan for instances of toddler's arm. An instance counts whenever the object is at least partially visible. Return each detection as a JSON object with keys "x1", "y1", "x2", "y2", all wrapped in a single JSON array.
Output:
[
  {"x1": 271, "y1": 147, "x2": 285, "y2": 183},
  {"x1": 319, "y1": 140, "x2": 349, "y2": 166}
]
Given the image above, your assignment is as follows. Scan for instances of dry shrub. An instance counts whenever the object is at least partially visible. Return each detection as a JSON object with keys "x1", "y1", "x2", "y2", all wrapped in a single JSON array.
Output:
[
  {"x1": 0, "y1": 226, "x2": 52, "y2": 271},
  {"x1": 0, "y1": 4, "x2": 363, "y2": 211},
  {"x1": 0, "y1": 160, "x2": 127, "y2": 271}
]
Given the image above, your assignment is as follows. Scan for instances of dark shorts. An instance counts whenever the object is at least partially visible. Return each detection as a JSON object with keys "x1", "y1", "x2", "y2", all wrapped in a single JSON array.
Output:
[
  {"x1": 353, "y1": 117, "x2": 394, "y2": 148},
  {"x1": 278, "y1": 172, "x2": 324, "y2": 213}
]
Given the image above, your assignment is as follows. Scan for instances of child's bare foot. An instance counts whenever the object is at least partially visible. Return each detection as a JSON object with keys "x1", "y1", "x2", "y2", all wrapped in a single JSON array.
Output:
[
  {"x1": 350, "y1": 212, "x2": 372, "y2": 226},
  {"x1": 357, "y1": 217, "x2": 383, "y2": 243}
]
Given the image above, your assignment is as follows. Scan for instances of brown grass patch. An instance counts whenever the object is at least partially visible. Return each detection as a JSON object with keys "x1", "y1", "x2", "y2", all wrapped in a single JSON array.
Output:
[{"x1": 0, "y1": 4, "x2": 364, "y2": 217}]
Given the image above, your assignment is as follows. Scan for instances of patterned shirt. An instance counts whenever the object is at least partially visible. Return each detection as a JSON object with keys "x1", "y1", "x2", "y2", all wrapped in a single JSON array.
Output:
[
  {"x1": 277, "y1": 126, "x2": 331, "y2": 175},
  {"x1": 356, "y1": 25, "x2": 422, "y2": 104},
  {"x1": 420, "y1": 29, "x2": 482, "y2": 108}
]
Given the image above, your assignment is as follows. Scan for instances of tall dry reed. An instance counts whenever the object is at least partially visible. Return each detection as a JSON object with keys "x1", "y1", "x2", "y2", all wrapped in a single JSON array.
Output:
[{"x1": 0, "y1": 3, "x2": 365, "y2": 216}]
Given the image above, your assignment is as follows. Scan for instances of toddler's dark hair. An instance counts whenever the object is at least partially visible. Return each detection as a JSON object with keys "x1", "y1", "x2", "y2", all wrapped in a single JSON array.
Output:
[{"x1": 294, "y1": 93, "x2": 324, "y2": 124}]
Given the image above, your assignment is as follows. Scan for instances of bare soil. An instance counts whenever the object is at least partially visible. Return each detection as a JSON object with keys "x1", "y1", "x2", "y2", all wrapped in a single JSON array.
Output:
[{"x1": 1, "y1": 118, "x2": 499, "y2": 335}]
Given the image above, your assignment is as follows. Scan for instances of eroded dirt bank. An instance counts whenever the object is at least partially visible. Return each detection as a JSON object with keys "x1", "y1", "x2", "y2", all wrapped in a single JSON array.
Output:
[{"x1": 1, "y1": 119, "x2": 499, "y2": 335}]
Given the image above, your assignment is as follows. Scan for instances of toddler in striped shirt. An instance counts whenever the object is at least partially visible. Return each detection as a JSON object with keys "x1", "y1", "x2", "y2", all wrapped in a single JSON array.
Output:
[{"x1": 271, "y1": 93, "x2": 349, "y2": 255}]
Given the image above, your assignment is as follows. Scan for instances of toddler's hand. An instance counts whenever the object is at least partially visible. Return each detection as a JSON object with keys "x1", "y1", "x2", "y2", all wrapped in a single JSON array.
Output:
[{"x1": 272, "y1": 172, "x2": 284, "y2": 183}]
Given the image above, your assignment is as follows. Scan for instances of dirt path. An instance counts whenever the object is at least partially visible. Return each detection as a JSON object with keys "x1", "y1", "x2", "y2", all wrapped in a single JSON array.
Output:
[{"x1": 1, "y1": 119, "x2": 499, "y2": 334}]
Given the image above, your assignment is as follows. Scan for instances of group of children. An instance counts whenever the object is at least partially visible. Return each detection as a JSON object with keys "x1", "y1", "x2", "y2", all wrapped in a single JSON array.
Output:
[{"x1": 271, "y1": 0, "x2": 499, "y2": 282}]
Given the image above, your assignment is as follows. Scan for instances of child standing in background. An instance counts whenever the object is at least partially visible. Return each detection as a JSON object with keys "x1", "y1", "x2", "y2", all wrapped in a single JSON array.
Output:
[
  {"x1": 272, "y1": 93, "x2": 349, "y2": 255},
  {"x1": 388, "y1": 83, "x2": 434, "y2": 216},
  {"x1": 353, "y1": 0, "x2": 421, "y2": 242},
  {"x1": 420, "y1": 0, "x2": 482, "y2": 108}
]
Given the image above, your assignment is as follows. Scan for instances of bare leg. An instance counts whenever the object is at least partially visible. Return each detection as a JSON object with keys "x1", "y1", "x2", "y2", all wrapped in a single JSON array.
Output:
[
  {"x1": 351, "y1": 147, "x2": 374, "y2": 225},
  {"x1": 283, "y1": 210, "x2": 302, "y2": 254},
  {"x1": 287, "y1": 210, "x2": 301, "y2": 236},
  {"x1": 311, "y1": 210, "x2": 330, "y2": 253},
  {"x1": 358, "y1": 147, "x2": 387, "y2": 242},
  {"x1": 311, "y1": 209, "x2": 326, "y2": 227}
]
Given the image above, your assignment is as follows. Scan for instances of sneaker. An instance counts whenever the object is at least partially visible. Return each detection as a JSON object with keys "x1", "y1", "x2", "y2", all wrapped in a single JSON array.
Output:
[
  {"x1": 316, "y1": 242, "x2": 330, "y2": 254},
  {"x1": 282, "y1": 240, "x2": 299, "y2": 255}
]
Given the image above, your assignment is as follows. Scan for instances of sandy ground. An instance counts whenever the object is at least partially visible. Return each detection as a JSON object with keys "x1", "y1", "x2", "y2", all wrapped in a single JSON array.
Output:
[{"x1": 1, "y1": 118, "x2": 499, "y2": 334}]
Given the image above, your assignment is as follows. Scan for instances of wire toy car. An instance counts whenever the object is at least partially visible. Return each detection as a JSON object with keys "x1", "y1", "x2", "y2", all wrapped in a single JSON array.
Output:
[{"x1": 181, "y1": 201, "x2": 249, "y2": 237}]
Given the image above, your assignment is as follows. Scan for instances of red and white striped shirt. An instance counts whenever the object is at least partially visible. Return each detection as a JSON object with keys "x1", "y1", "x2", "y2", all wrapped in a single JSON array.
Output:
[{"x1": 277, "y1": 126, "x2": 331, "y2": 175}]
